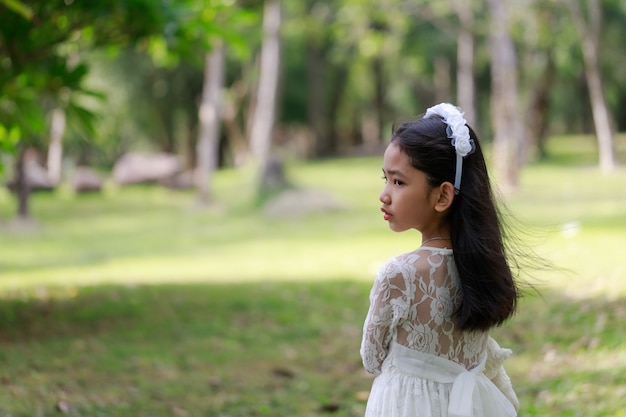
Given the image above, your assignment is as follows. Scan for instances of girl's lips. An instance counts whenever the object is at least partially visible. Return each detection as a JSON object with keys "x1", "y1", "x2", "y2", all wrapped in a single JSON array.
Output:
[{"x1": 381, "y1": 207, "x2": 392, "y2": 221}]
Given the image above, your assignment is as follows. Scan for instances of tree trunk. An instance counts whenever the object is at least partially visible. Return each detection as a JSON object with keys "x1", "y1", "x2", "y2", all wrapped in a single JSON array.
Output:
[
  {"x1": 527, "y1": 52, "x2": 555, "y2": 160},
  {"x1": 487, "y1": 0, "x2": 523, "y2": 193},
  {"x1": 249, "y1": 0, "x2": 282, "y2": 191},
  {"x1": 47, "y1": 107, "x2": 65, "y2": 186},
  {"x1": 372, "y1": 56, "x2": 386, "y2": 147},
  {"x1": 15, "y1": 143, "x2": 31, "y2": 220},
  {"x1": 307, "y1": 41, "x2": 328, "y2": 157},
  {"x1": 174, "y1": 110, "x2": 193, "y2": 170},
  {"x1": 454, "y1": 0, "x2": 476, "y2": 127},
  {"x1": 325, "y1": 56, "x2": 351, "y2": 155},
  {"x1": 221, "y1": 80, "x2": 249, "y2": 166},
  {"x1": 583, "y1": 38, "x2": 615, "y2": 171},
  {"x1": 567, "y1": 0, "x2": 615, "y2": 171},
  {"x1": 195, "y1": 40, "x2": 225, "y2": 204},
  {"x1": 434, "y1": 55, "x2": 451, "y2": 105}
]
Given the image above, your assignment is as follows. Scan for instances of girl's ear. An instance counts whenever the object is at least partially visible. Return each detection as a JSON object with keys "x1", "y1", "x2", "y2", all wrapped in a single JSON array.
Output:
[{"x1": 434, "y1": 182, "x2": 455, "y2": 213}]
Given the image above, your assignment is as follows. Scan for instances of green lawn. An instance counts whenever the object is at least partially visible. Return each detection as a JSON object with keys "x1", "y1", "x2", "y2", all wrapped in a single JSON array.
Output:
[{"x1": 0, "y1": 135, "x2": 625, "y2": 416}]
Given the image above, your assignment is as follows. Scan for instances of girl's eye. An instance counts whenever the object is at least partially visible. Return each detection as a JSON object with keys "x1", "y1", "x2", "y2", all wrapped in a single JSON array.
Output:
[{"x1": 382, "y1": 176, "x2": 403, "y2": 186}]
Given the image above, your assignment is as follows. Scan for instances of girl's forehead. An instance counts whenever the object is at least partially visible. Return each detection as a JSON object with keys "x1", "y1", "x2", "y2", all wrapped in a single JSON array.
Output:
[{"x1": 383, "y1": 143, "x2": 412, "y2": 169}]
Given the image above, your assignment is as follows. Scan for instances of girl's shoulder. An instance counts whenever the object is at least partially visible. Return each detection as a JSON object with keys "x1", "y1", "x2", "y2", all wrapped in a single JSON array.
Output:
[
  {"x1": 395, "y1": 246, "x2": 454, "y2": 266},
  {"x1": 378, "y1": 247, "x2": 454, "y2": 279}
]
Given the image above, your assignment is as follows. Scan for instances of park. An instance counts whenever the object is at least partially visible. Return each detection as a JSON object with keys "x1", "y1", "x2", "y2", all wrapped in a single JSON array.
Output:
[{"x1": 1, "y1": 1, "x2": 625, "y2": 416}]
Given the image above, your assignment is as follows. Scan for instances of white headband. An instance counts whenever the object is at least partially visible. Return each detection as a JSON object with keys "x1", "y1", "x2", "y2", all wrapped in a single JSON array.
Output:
[{"x1": 424, "y1": 103, "x2": 475, "y2": 194}]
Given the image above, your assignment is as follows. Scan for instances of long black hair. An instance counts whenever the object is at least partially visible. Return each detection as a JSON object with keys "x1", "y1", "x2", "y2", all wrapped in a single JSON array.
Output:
[{"x1": 391, "y1": 115, "x2": 519, "y2": 331}]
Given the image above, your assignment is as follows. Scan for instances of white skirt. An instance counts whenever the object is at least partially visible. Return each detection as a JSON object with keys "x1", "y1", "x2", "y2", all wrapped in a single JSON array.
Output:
[{"x1": 364, "y1": 343, "x2": 517, "y2": 417}]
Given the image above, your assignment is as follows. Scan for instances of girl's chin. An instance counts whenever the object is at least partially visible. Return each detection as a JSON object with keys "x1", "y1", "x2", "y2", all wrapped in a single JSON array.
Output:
[{"x1": 388, "y1": 223, "x2": 407, "y2": 233}]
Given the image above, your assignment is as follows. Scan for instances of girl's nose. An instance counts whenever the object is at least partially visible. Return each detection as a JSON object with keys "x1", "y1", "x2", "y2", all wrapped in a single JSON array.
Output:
[{"x1": 379, "y1": 189, "x2": 390, "y2": 204}]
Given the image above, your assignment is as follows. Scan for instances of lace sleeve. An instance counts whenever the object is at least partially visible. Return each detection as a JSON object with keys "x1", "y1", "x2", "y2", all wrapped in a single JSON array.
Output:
[
  {"x1": 360, "y1": 259, "x2": 410, "y2": 375},
  {"x1": 485, "y1": 337, "x2": 520, "y2": 412}
]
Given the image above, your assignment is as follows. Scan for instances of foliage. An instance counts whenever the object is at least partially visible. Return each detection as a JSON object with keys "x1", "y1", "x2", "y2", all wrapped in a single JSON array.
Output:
[
  {"x1": 67, "y1": 2, "x2": 260, "y2": 169},
  {"x1": 0, "y1": 124, "x2": 19, "y2": 173},
  {"x1": 76, "y1": 50, "x2": 205, "y2": 165},
  {"x1": 82, "y1": 0, "x2": 626, "y2": 168},
  {"x1": 0, "y1": 0, "x2": 32, "y2": 19},
  {"x1": 0, "y1": 0, "x2": 201, "y2": 172},
  {"x1": 148, "y1": 0, "x2": 259, "y2": 67},
  {"x1": 3, "y1": 0, "x2": 625, "y2": 174}
]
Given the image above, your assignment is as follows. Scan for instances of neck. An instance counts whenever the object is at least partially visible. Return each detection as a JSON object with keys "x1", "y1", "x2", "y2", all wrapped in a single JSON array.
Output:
[{"x1": 421, "y1": 236, "x2": 451, "y2": 246}]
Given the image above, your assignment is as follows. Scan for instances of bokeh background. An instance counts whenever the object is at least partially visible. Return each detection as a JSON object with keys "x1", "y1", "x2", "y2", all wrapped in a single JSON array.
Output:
[{"x1": 0, "y1": 1, "x2": 625, "y2": 416}]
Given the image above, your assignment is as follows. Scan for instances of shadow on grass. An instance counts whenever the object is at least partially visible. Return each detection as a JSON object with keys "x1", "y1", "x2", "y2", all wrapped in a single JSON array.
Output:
[{"x1": 0, "y1": 281, "x2": 624, "y2": 416}]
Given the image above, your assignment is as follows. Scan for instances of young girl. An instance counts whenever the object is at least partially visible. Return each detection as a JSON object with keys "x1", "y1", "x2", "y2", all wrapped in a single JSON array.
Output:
[{"x1": 360, "y1": 103, "x2": 520, "y2": 417}]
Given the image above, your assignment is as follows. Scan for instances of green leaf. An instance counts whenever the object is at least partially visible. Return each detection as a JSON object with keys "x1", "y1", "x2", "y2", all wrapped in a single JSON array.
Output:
[
  {"x1": 65, "y1": 102, "x2": 99, "y2": 138},
  {"x1": 0, "y1": 124, "x2": 21, "y2": 153},
  {"x1": 0, "y1": 0, "x2": 33, "y2": 20}
]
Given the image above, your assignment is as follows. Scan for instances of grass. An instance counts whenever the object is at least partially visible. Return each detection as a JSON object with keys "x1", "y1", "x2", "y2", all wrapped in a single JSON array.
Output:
[
  {"x1": 0, "y1": 282, "x2": 373, "y2": 416},
  {"x1": 0, "y1": 134, "x2": 625, "y2": 416}
]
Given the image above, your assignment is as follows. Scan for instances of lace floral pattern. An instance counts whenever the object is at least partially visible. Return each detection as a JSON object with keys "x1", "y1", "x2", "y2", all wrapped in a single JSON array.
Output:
[{"x1": 360, "y1": 247, "x2": 489, "y2": 375}]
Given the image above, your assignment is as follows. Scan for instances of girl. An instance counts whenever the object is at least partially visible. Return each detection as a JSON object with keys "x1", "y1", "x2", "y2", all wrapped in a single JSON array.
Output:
[{"x1": 360, "y1": 103, "x2": 520, "y2": 417}]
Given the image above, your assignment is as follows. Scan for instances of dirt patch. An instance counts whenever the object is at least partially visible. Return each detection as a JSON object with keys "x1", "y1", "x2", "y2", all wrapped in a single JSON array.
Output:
[{"x1": 263, "y1": 188, "x2": 347, "y2": 218}]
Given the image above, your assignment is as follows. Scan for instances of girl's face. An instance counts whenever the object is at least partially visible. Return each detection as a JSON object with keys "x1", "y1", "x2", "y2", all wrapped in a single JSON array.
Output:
[{"x1": 379, "y1": 142, "x2": 443, "y2": 236}]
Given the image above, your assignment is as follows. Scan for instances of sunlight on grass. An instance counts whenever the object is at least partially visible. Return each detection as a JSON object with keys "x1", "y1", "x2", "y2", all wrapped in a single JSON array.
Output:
[{"x1": 2, "y1": 143, "x2": 624, "y2": 297}]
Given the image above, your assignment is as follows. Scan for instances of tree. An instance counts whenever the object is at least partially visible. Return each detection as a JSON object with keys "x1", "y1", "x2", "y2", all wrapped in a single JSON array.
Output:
[
  {"x1": 185, "y1": 1, "x2": 258, "y2": 203},
  {"x1": 453, "y1": 0, "x2": 476, "y2": 126},
  {"x1": 138, "y1": 0, "x2": 260, "y2": 203},
  {"x1": 196, "y1": 40, "x2": 225, "y2": 204},
  {"x1": 487, "y1": 0, "x2": 524, "y2": 193},
  {"x1": 249, "y1": 0, "x2": 283, "y2": 193},
  {"x1": 565, "y1": 0, "x2": 616, "y2": 171},
  {"x1": 293, "y1": 0, "x2": 344, "y2": 157},
  {"x1": 0, "y1": 0, "x2": 177, "y2": 220}
]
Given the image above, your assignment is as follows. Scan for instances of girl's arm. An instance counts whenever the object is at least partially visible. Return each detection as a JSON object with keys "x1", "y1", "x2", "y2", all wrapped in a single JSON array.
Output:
[{"x1": 360, "y1": 261, "x2": 409, "y2": 375}]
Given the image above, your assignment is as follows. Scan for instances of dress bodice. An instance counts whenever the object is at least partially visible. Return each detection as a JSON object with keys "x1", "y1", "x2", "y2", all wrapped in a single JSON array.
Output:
[
  {"x1": 360, "y1": 248, "x2": 520, "y2": 416},
  {"x1": 360, "y1": 247, "x2": 488, "y2": 375}
]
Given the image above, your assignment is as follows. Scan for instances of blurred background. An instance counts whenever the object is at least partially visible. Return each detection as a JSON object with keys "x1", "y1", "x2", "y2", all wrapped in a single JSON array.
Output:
[
  {"x1": 0, "y1": 0, "x2": 625, "y2": 416},
  {"x1": 1, "y1": 0, "x2": 625, "y2": 206}
]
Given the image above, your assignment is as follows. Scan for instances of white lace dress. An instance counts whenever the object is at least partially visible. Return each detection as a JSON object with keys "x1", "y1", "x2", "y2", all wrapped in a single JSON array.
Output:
[{"x1": 360, "y1": 247, "x2": 519, "y2": 417}]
